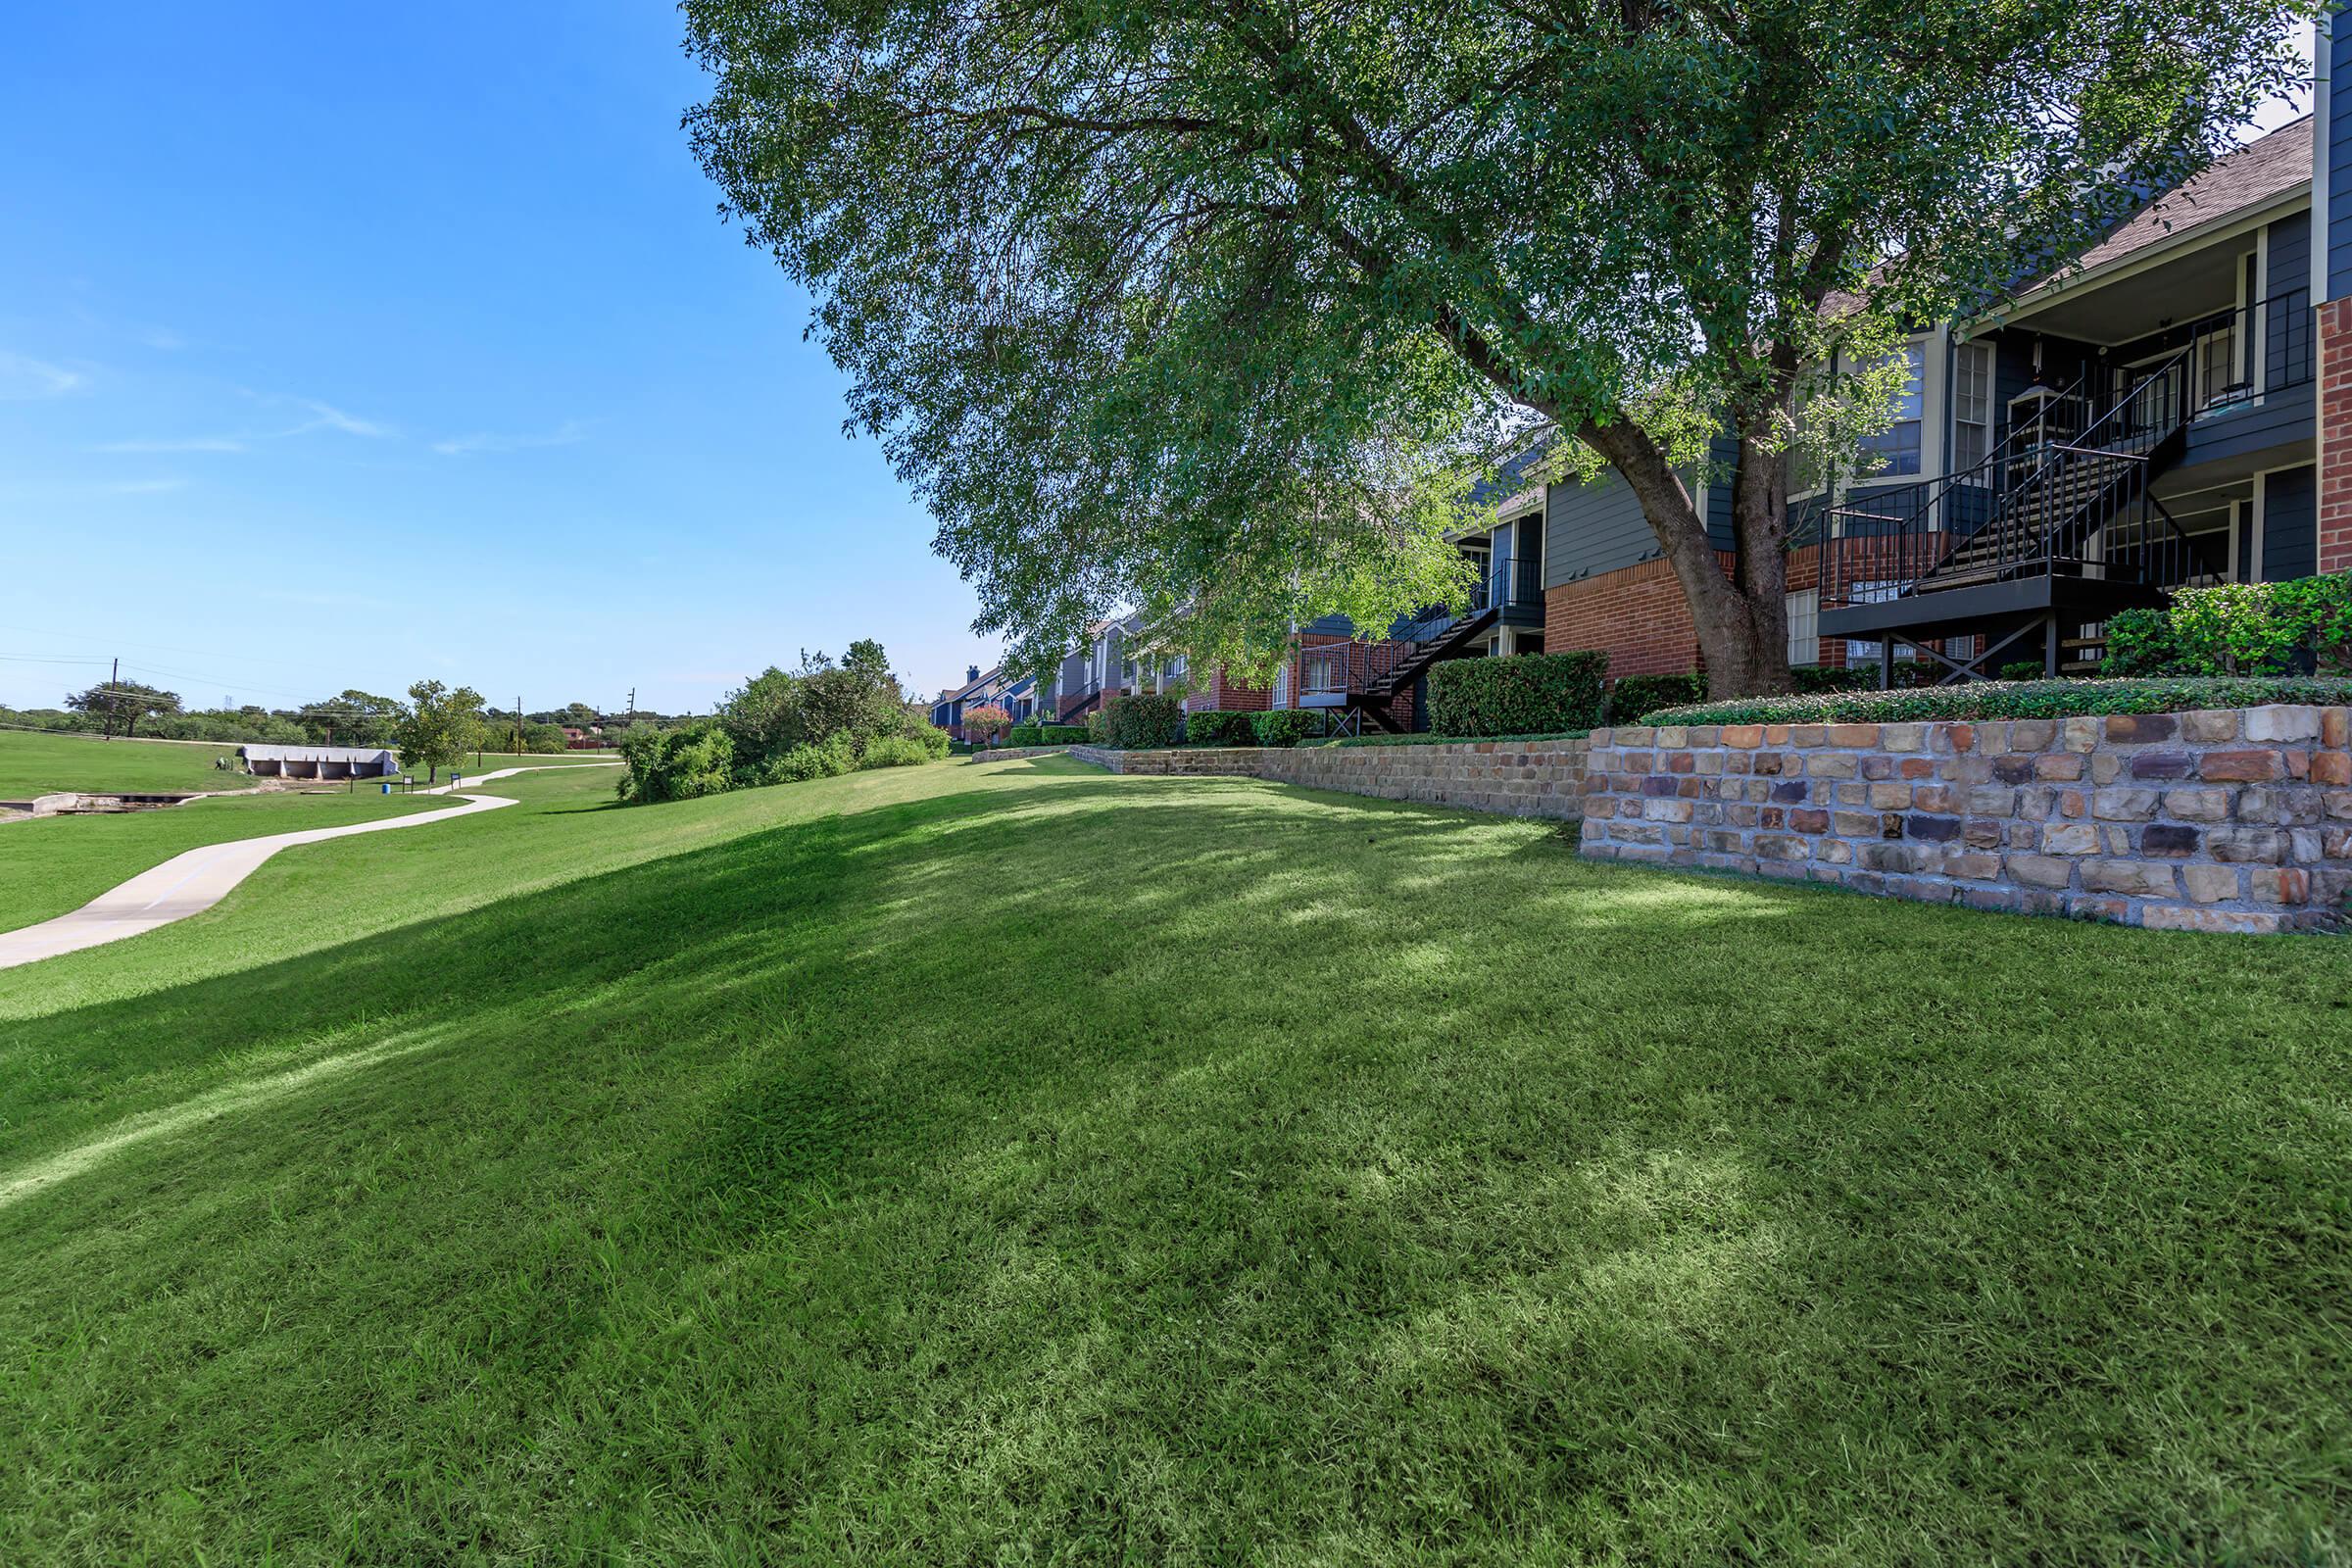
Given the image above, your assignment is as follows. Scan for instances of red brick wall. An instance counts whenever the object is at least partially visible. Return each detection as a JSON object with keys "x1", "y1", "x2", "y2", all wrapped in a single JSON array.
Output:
[
  {"x1": 2322, "y1": 297, "x2": 2352, "y2": 575},
  {"x1": 1183, "y1": 667, "x2": 1272, "y2": 712},
  {"x1": 1544, "y1": 559, "x2": 1708, "y2": 677}
]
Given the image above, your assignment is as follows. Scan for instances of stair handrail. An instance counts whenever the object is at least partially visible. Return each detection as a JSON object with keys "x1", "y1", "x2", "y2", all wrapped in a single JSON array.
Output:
[{"x1": 1820, "y1": 368, "x2": 2091, "y2": 604}]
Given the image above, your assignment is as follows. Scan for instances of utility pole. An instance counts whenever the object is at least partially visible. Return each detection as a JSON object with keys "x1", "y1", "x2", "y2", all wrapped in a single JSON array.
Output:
[
  {"x1": 514, "y1": 695, "x2": 523, "y2": 756},
  {"x1": 625, "y1": 687, "x2": 636, "y2": 723},
  {"x1": 105, "y1": 656, "x2": 119, "y2": 740}
]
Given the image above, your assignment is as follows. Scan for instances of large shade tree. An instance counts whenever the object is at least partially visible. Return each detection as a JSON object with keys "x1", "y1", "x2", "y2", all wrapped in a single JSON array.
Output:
[{"x1": 686, "y1": 0, "x2": 2311, "y2": 694}]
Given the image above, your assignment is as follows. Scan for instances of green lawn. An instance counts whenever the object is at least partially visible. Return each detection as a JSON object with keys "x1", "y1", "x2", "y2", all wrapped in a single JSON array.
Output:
[
  {"x1": 2, "y1": 757, "x2": 2347, "y2": 1563},
  {"x1": 0, "y1": 729, "x2": 246, "y2": 797},
  {"x1": 0, "y1": 790, "x2": 455, "y2": 933}
]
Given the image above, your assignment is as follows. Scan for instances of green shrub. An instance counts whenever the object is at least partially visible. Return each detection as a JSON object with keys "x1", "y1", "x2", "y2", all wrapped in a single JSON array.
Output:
[
  {"x1": 2098, "y1": 574, "x2": 2352, "y2": 677},
  {"x1": 910, "y1": 722, "x2": 951, "y2": 760},
  {"x1": 1183, "y1": 710, "x2": 1259, "y2": 747},
  {"x1": 761, "y1": 729, "x2": 858, "y2": 784},
  {"x1": 1997, "y1": 661, "x2": 2045, "y2": 682},
  {"x1": 615, "y1": 721, "x2": 736, "y2": 805},
  {"x1": 1006, "y1": 723, "x2": 1044, "y2": 748},
  {"x1": 1103, "y1": 693, "x2": 1187, "y2": 749},
  {"x1": 1321, "y1": 729, "x2": 1588, "y2": 749},
  {"x1": 1251, "y1": 710, "x2": 1325, "y2": 747},
  {"x1": 858, "y1": 734, "x2": 935, "y2": 769},
  {"x1": 1038, "y1": 723, "x2": 1087, "y2": 744},
  {"x1": 1427, "y1": 651, "x2": 1605, "y2": 737},
  {"x1": 1638, "y1": 676, "x2": 2352, "y2": 728},
  {"x1": 1606, "y1": 672, "x2": 1705, "y2": 721}
]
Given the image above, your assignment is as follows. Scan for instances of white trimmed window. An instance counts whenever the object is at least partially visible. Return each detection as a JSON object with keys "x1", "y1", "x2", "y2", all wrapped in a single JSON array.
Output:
[
  {"x1": 1786, "y1": 589, "x2": 1820, "y2": 666},
  {"x1": 1859, "y1": 343, "x2": 1927, "y2": 477},
  {"x1": 1953, "y1": 341, "x2": 1993, "y2": 471}
]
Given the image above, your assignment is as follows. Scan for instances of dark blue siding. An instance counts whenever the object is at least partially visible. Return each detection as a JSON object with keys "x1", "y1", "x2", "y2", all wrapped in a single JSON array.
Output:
[
  {"x1": 2263, "y1": 463, "x2": 2318, "y2": 580},
  {"x1": 2179, "y1": 381, "x2": 2315, "y2": 471},
  {"x1": 2329, "y1": 29, "x2": 2352, "y2": 298}
]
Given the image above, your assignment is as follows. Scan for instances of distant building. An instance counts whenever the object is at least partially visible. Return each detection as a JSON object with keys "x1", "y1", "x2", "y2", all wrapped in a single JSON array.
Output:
[{"x1": 239, "y1": 744, "x2": 401, "y2": 780}]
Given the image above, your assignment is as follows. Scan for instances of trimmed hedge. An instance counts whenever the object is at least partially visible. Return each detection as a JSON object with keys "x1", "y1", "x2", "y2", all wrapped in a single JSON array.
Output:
[
  {"x1": 1006, "y1": 723, "x2": 1044, "y2": 748},
  {"x1": 1102, "y1": 692, "x2": 1187, "y2": 749},
  {"x1": 1429, "y1": 651, "x2": 1607, "y2": 736},
  {"x1": 1037, "y1": 723, "x2": 1088, "y2": 744},
  {"x1": 1605, "y1": 672, "x2": 1703, "y2": 721},
  {"x1": 1322, "y1": 729, "x2": 1589, "y2": 749},
  {"x1": 1251, "y1": 710, "x2": 1326, "y2": 748},
  {"x1": 1183, "y1": 710, "x2": 1260, "y2": 747},
  {"x1": 1637, "y1": 676, "x2": 2352, "y2": 728}
]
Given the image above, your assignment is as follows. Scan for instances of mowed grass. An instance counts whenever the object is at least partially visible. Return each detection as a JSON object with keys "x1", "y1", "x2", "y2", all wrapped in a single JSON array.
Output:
[
  {"x1": 0, "y1": 790, "x2": 455, "y2": 932},
  {"x1": 1, "y1": 757, "x2": 2348, "y2": 1564},
  {"x1": 0, "y1": 729, "x2": 246, "y2": 797}
]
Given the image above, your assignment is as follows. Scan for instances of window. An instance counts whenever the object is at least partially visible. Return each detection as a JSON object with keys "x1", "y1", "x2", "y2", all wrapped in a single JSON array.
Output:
[
  {"x1": 1844, "y1": 579, "x2": 1913, "y2": 665},
  {"x1": 1859, "y1": 342, "x2": 1927, "y2": 477},
  {"x1": 1953, "y1": 342, "x2": 1993, "y2": 471},
  {"x1": 1273, "y1": 661, "x2": 1293, "y2": 710},
  {"x1": 2196, "y1": 325, "x2": 2241, "y2": 410},
  {"x1": 1786, "y1": 589, "x2": 1820, "y2": 666}
]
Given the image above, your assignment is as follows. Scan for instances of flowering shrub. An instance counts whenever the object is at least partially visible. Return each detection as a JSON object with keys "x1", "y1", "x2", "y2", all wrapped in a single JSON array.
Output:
[
  {"x1": 1640, "y1": 676, "x2": 2352, "y2": 728},
  {"x1": 960, "y1": 703, "x2": 1012, "y2": 746}
]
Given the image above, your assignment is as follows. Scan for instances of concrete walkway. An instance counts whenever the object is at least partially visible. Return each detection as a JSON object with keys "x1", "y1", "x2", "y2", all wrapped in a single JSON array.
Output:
[{"x1": 0, "y1": 762, "x2": 619, "y2": 971}]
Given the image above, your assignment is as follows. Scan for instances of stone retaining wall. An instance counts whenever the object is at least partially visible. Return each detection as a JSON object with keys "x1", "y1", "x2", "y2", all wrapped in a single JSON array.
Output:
[
  {"x1": 969, "y1": 745, "x2": 1074, "y2": 763},
  {"x1": 1579, "y1": 706, "x2": 2351, "y2": 934},
  {"x1": 1069, "y1": 740, "x2": 1589, "y2": 820}
]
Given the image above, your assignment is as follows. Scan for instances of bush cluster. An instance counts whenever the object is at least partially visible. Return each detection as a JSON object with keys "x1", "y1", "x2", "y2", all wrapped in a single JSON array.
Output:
[
  {"x1": 1005, "y1": 723, "x2": 1043, "y2": 748},
  {"x1": 1605, "y1": 664, "x2": 1876, "y2": 719},
  {"x1": 1322, "y1": 729, "x2": 1589, "y2": 749},
  {"x1": 614, "y1": 722, "x2": 736, "y2": 804},
  {"x1": 2101, "y1": 574, "x2": 2352, "y2": 677},
  {"x1": 1639, "y1": 676, "x2": 2352, "y2": 728},
  {"x1": 1252, "y1": 710, "x2": 1325, "y2": 747},
  {"x1": 1102, "y1": 693, "x2": 1187, "y2": 749},
  {"x1": 1183, "y1": 710, "x2": 1260, "y2": 747},
  {"x1": 1429, "y1": 652, "x2": 1606, "y2": 736},
  {"x1": 616, "y1": 639, "x2": 948, "y2": 804},
  {"x1": 1037, "y1": 723, "x2": 1087, "y2": 744}
]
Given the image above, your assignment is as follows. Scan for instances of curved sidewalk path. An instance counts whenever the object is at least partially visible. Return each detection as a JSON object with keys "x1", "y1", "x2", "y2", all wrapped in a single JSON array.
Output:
[{"x1": 0, "y1": 762, "x2": 618, "y2": 971}]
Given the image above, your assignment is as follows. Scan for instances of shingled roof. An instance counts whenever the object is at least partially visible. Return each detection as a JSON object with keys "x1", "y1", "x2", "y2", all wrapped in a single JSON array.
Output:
[{"x1": 2063, "y1": 117, "x2": 2312, "y2": 278}]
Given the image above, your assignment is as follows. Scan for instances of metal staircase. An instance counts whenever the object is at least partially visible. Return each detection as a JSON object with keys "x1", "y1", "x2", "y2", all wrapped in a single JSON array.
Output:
[{"x1": 1820, "y1": 350, "x2": 2222, "y2": 682}]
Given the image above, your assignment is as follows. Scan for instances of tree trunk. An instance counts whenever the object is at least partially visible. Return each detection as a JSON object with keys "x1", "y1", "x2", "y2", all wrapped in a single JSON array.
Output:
[{"x1": 1578, "y1": 420, "x2": 1796, "y2": 700}]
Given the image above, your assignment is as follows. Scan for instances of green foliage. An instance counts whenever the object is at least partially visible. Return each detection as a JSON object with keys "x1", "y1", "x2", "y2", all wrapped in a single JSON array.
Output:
[
  {"x1": 719, "y1": 643, "x2": 920, "y2": 781},
  {"x1": 1250, "y1": 710, "x2": 1325, "y2": 748},
  {"x1": 1429, "y1": 652, "x2": 1606, "y2": 737},
  {"x1": 1642, "y1": 677, "x2": 2352, "y2": 728},
  {"x1": 615, "y1": 721, "x2": 736, "y2": 804},
  {"x1": 516, "y1": 720, "x2": 572, "y2": 755},
  {"x1": 297, "y1": 689, "x2": 405, "y2": 748},
  {"x1": 1996, "y1": 662, "x2": 2046, "y2": 683},
  {"x1": 2098, "y1": 575, "x2": 2352, "y2": 678},
  {"x1": 1181, "y1": 710, "x2": 1260, "y2": 747},
  {"x1": 1103, "y1": 694, "x2": 1186, "y2": 749},
  {"x1": 395, "y1": 680, "x2": 487, "y2": 784},
  {"x1": 685, "y1": 0, "x2": 2307, "y2": 692},
  {"x1": 1321, "y1": 729, "x2": 1590, "y2": 749},
  {"x1": 1037, "y1": 724, "x2": 1087, "y2": 744},
  {"x1": 858, "y1": 734, "x2": 937, "y2": 768},
  {"x1": 1606, "y1": 673, "x2": 1706, "y2": 721},
  {"x1": 64, "y1": 679, "x2": 181, "y2": 739},
  {"x1": 1006, "y1": 723, "x2": 1044, "y2": 748},
  {"x1": 760, "y1": 730, "x2": 859, "y2": 785}
]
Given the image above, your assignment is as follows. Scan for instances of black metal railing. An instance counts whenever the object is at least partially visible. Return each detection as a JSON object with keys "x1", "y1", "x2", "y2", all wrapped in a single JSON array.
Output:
[{"x1": 1469, "y1": 554, "x2": 1544, "y2": 614}]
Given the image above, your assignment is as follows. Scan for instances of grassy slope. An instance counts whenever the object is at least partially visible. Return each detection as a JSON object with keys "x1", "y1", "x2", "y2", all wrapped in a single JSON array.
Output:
[
  {"x1": 2, "y1": 758, "x2": 2348, "y2": 1564},
  {"x1": 0, "y1": 791, "x2": 454, "y2": 932},
  {"x1": 0, "y1": 729, "x2": 244, "y2": 796}
]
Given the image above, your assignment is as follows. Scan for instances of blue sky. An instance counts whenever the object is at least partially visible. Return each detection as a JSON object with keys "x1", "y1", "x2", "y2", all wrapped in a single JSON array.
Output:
[
  {"x1": 0, "y1": 2, "x2": 1002, "y2": 716},
  {"x1": 0, "y1": 10, "x2": 2313, "y2": 718}
]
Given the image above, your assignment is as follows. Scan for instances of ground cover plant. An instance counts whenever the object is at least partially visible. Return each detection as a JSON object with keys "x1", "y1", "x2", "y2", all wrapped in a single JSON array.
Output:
[
  {"x1": 0, "y1": 791, "x2": 451, "y2": 932},
  {"x1": 1322, "y1": 729, "x2": 1589, "y2": 749},
  {"x1": 1642, "y1": 675, "x2": 2352, "y2": 727},
  {"x1": 0, "y1": 758, "x2": 2346, "y2": 1562}
]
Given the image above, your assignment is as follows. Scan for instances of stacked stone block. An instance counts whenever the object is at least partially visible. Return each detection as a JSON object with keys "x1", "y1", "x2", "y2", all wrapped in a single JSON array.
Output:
[{"x1": 1578, "y1": 706, "x2": 2351, "y2": 934}]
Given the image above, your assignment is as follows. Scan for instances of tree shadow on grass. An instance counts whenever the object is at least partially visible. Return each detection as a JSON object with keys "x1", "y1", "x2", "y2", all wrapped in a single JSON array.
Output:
[{"x1": 0, "y1": 770, "x2": 2348, "y2": 1562}]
